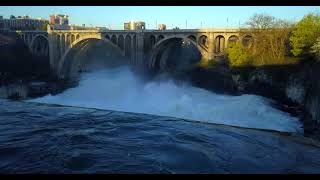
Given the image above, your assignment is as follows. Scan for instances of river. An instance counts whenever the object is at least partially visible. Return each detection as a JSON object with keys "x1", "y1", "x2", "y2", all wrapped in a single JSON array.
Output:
[{"x1": 1, "y1": 66, "x2": 320, "y2": 173}]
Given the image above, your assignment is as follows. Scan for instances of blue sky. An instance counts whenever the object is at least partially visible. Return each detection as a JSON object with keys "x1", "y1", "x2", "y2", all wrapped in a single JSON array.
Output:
[{"x1": 0, "y1": 6, "x2": 319, "y2": 29}]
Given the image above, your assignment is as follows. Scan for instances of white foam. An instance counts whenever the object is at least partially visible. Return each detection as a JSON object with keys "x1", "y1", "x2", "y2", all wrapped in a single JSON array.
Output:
[{"x1": 28, "y1": 66, "x2": 303, "y2": 133}]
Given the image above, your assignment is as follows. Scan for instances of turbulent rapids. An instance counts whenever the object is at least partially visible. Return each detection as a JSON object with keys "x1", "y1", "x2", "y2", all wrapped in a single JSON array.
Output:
[{"x1": 28, "y1": 66, "x2": 303, "y2": 133}]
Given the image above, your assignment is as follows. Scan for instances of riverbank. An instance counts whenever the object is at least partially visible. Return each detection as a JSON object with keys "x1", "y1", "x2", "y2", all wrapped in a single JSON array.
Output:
[{"x1": 0, "y1": 80, "x2": 77, "y2": 100}]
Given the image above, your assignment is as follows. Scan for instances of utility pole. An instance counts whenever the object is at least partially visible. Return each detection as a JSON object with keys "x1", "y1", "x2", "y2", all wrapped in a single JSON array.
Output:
[
  {"x1": 227, "y1": 18, "x2": 228, "y2": 28},
  {"x1": 201, "y1": 21, "x2": 202, "y2": 29},
  {"x1": 186, "y1": 20, "x2": 187, "y2": 29},
  {"x1": 156, "y1": 20, "x2": 157, "y2": 30}
]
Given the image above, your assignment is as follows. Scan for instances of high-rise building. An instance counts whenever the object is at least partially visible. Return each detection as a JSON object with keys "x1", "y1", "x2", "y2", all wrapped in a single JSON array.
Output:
[
  {"x1": 124, "y1": 21, "x2": 145, "y2": 30},
  {"x1": 0, "y1": 16, "x2": 3, "y2": 29},
  {"x1": 0, "y1": 15, "x2": 49, "y2": 30},
  {"x1": 158, "y1": 24, "x2": 166, "y2": 30},
  {"x1": 49, "y1": 14, "x2": 69, "y2": 25}
]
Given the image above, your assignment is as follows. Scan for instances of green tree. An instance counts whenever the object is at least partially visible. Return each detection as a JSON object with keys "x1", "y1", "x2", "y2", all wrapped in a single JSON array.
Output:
[
  {"x1": 289, "y1": 13, "x2": 320, "y2": 56},
  {"x1": 226, "y1": 43, "x2": 252, "y2": 67}
]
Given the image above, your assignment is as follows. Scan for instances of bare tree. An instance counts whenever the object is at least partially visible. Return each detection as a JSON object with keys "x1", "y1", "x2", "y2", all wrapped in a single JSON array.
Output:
[{"x1": 242, "y1": 13, "x2": 293, "y2": 65}]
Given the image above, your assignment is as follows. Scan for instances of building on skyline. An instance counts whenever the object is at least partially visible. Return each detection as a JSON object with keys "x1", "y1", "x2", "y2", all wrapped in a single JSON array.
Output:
[
  {"x1": 0, "y1": 16, "x2": 3, "y2": 30},
  {"x1": 124, "y1": 21, "x2": 145, "y2": 30},
  {"x1": 0, "y1": 15, "x2": 49, "y2": 30},
  {"x1": 49, "y1": 14, "x2": 69, "y2": 26},
  {"x1": 158, "y1": 24, "x2": 166, "y2": 30}
]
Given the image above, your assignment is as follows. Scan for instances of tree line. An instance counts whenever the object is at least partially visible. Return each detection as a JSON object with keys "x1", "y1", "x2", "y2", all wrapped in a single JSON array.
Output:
[{"x1": 226, "y1": 12, "x2": 320, "y2": 67}]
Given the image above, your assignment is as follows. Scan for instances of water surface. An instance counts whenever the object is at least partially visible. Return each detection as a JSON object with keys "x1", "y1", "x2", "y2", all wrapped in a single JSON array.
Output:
[{"x1": 0, "y1": 100, "x2": 319, "y2": 173}]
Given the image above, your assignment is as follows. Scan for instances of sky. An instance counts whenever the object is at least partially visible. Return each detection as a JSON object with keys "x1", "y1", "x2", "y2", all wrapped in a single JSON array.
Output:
[{"x1": 0, "y1": 6, "x2": 319, "y2": 29}]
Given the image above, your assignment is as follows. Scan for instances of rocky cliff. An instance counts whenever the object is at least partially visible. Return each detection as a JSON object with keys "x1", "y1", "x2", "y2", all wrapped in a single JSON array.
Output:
[{"x1": 188, "y1": 61, "x2": 320, "y2": 139}]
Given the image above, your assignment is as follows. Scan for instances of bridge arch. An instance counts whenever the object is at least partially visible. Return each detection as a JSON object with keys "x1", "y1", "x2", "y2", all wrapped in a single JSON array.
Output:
[
  {"x1": 111, "y1": 35, "x2": 117, "y2": 45},
  {"x1": 132, "y1": 35, "x2": 137, "y2": 64},
  {"x1": 228, "y1": 35, "x2": 239, "y2": 47},
  {"x1": 30, "y1": 34, "x2": 49, "y2": 57},
  {"x1": 125, "y1": 35, "x2": 132, "y2": 57},
  {"x1": 150, "y1": 35, "x2": 156, "y2": 47},
  {"x1": 118, "y1": 35, "x2": 124, "y2": 50},
  {"x1": 30, "y1": 34, "x2": 49, "y2": 50},
  {"x1": 149, "y1": 35, "x2": 207, "y2": 70},
  {"x1": 61, "y1": 35, "x2": 65, "y2": 52},
  {"x1": 242, "y1": 35, "x2": 254, "y2": 48},
  {"x1": 215, "y1": 35, "x2": 226, "y2": 54},
  {"x1": 57, "y1": 34, "x2": 125, "y2": 78},
  {"x1": 157, "y1": 35, "x2": 164, "y2": 42},
  {"x1": 67, "y1": 34, "x2": 72, "y2": 48},
  {"x1": 71, "y1": 34, "x2": 76, "y2": 44},
  {"x1": 187, "y1": 35, "x2": 197, "y2": 42},
  {"x1": 198, "y1": 35, "x2": 208, "y2": 48}
]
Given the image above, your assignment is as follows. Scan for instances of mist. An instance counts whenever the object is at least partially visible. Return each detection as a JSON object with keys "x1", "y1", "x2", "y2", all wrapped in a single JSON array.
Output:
[{"x1": 28, "y1": 65, "x2": 303, "y2": 133}]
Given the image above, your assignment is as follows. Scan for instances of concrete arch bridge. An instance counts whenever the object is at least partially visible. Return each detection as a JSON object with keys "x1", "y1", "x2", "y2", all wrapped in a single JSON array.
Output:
[{"x1": 16, "y1": 26, "x2": 254, "y2": 78}]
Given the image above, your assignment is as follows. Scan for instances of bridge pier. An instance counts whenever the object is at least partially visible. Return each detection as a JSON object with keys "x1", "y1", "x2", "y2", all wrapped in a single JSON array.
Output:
[
  {"x1": 207, "y1": 32, "x2": 215, "y2": 61},
  {"x1": 136, "y1": 32, "x2": 145, "y2": 66}
]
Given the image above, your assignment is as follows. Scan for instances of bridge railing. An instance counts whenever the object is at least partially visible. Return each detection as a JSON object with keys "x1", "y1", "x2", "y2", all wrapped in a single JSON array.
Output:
[{"x1": 13, "y1": 28, "x2": 255, "y2": 35}]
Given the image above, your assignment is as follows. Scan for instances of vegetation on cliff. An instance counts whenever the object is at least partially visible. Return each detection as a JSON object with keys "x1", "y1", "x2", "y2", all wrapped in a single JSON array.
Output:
[
  {"x1": 226, "y1": 13, "x2": 296, "y2": 67},
  {"x1": 226, "y1": 43, "x2": 252, "y2": 67},
  {"x1": 290, "y1": 13, "x2": 320, "y2": 57}
]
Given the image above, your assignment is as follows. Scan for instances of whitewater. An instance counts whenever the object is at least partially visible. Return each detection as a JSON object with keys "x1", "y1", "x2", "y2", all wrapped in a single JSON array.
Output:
[{"x1": 28, "y1": 66, "x2": 303, "y2": 133}]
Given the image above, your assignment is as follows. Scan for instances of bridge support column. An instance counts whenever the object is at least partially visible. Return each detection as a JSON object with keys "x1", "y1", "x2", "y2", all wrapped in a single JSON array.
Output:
[
  {"x1": 64, "y1": 34, "x2": 68, "y2": 52},
  {"x1": 60, "y1": 35, "x2": 63, "y2": 61},
  {"x1": 207, "y1": 33, "x2": 215, "y2": 61},
  {"x1": 224, "y1": 35, "x2": 229, "y2": 50},
  {"x1": 48, "y1": 33, "x2": 56, "y2": 74},
  {"x1": 131, "y1": 35, "x2": 135, "y2": 65},
  {"x1": 136, "y1": 32, "x2": 145, "y2": 66}
]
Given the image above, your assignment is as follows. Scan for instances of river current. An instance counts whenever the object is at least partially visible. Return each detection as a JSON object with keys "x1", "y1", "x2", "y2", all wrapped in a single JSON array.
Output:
[{"x1": 0, "y1": 100, "x2": 320, "y2": 173}]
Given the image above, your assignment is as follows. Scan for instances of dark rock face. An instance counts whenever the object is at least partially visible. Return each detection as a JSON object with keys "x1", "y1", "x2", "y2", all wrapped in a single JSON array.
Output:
[
  {"x1": 0, "y1": 32, "x2": 53, "y2": 87},
  {"x1": 188, "y1": 65, "x2": 238, "y2": 95},
  {"x1": 0, "y1": 32, "x2": 70, "y2": 100},
  {"x1": 188, "y1": 62, "x2": 320, "y2": 140}
]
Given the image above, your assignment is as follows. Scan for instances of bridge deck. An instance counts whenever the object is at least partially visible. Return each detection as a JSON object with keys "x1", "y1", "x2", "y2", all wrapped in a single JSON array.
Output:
[{"x1": 15, "y1": 28, "x2": 247, "y2": 33}]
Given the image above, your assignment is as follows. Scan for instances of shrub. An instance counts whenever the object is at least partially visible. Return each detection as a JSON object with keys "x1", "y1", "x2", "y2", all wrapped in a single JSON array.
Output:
[{"x1": 226, "y1": 43, "x2": 252, "y2": 67}]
